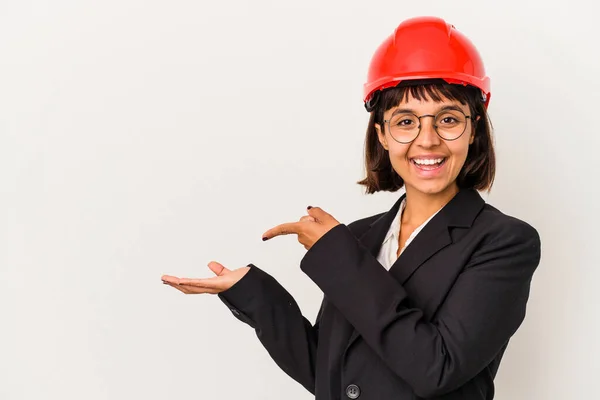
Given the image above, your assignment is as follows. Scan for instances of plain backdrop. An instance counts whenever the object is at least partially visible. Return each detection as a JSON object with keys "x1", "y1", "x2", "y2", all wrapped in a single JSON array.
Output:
[{"x1": 1, "y1": 1, "x2": 598, "y2": 399}]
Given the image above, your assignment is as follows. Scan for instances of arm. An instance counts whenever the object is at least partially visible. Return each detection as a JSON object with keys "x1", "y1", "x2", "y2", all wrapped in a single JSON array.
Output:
[
  {"x1": 218, "y1": 265, "x2": 323, "y2": 394},
  {"x1": 299, "y1": 220, "x2": 541, "y2": 398}
]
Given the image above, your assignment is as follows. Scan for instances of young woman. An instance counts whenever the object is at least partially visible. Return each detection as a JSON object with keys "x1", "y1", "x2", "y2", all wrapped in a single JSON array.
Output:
[{"x1": 162, "y1": 16, "x2": 541, "y2": 400}]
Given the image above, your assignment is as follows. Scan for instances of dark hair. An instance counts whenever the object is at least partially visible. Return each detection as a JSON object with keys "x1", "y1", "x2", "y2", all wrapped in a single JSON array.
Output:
[{"x1": 357, "y1": 80, "x2": 496, "y2": 194}]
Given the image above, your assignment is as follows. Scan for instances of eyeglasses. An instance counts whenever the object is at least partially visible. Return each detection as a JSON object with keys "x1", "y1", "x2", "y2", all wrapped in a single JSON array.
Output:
[{"x1": 383, "y1": 108, "x2": 474, "y2": 144}]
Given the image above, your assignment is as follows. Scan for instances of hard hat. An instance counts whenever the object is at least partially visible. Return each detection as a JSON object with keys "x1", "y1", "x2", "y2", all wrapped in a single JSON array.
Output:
[{"x1": 363, "y1": 16, "x2": 490, "y2": 111}]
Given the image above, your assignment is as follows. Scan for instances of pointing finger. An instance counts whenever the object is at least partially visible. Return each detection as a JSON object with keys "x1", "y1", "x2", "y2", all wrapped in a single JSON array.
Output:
[{"x1": 262, "y1": 222, "x2": 303, "y2": 241}]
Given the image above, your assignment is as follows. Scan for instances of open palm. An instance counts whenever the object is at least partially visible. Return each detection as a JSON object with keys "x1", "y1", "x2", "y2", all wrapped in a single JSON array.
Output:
[{"x1": 161, "y1": 262, "x2": 249, "y2": 294}]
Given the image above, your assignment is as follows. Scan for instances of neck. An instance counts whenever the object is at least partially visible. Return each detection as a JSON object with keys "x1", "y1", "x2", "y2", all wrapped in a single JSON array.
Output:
[{"x1": 402, "y1": 184, "x2": 459, "y2": 226}]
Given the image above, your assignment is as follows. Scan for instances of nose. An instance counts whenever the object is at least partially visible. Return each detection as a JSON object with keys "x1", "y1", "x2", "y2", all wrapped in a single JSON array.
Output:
[{"x1": 414, "y1": 116, "x2": 441, "y2": 148}]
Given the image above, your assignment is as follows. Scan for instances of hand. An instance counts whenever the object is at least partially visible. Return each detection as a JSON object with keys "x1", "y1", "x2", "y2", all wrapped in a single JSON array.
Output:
[
  {"x1": 262, "y1": 206, "x2": 341, "y2": 250},
  {"x1": 161, "y1": 261, "x2": 250, "y2": 294}
]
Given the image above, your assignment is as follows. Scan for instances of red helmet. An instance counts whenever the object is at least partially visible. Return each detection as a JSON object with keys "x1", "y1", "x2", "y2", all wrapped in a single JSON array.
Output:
[{"x1": 363, "y1": 16, "x2": 490, "y2": 111}]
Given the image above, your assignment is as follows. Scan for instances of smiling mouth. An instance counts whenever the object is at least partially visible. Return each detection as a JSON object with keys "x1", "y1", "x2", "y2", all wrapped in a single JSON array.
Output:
[{"x1": 411, "y1": 157, "x2": 447, "y2": 171}]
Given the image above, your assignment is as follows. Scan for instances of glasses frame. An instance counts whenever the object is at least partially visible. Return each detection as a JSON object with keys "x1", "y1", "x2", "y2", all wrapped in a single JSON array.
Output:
[{"x1": 383, "y1": 109, "x2": 474, "y2": 144}]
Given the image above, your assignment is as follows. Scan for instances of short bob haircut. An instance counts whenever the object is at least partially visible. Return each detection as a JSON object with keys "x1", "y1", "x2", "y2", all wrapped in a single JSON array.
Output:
[{"x1": 357, "y1": 79, "x2": 495, "y2": 194}]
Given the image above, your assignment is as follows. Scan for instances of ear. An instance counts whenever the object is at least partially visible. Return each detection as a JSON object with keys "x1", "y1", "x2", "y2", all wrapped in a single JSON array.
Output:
[{"x1": 375, "y1": 123, "x2": 389, "y2": 150}]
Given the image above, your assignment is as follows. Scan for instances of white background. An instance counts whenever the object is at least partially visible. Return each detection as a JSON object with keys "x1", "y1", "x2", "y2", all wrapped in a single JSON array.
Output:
[{"x1": 1, "y1": 1, "x2": 598, "y2": 399}]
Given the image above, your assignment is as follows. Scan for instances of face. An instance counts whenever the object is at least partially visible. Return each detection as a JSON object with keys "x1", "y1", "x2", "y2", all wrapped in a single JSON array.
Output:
[{"x1": 375, "y1": 94, "x2": 476, "y2": 197}]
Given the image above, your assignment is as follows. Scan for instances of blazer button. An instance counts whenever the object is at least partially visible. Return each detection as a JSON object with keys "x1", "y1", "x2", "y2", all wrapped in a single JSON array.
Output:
[{"x1": 346, "y1": 384, "x2": 360, "y2": 399}]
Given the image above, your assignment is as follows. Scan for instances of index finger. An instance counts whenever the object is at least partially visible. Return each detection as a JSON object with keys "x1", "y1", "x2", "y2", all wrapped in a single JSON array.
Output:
[
  {"x1": 178, "y1": 276, "x2": 222, "y2": 288},
  {"x1": 262, "y1": 221, "x2": 303, "y2": 241},
  {"x1": 161, "y1": 275, "x2": 181, "y2": 284}
]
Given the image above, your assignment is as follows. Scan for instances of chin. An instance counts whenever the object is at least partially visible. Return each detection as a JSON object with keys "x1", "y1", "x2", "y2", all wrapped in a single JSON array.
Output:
[{"x1": 408, "y1": 180, "x2": 455, "y2": 196}]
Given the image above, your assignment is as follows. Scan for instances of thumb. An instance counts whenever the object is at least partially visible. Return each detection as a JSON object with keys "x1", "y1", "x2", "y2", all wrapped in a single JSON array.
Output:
[{"x1": 207, "y1": 261, "x2": 231, "y2": 276}]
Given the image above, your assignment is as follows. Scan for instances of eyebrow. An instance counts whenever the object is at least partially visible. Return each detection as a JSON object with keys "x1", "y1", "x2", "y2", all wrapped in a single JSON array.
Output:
[{"x1": 390, "y1": 104, "x2": 465, "y2": 115}]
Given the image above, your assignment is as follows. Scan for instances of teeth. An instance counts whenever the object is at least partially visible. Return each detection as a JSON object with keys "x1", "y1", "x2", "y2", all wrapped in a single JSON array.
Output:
[{"x1": 413, "y1": 158, "x2": 444, "y2": 165}]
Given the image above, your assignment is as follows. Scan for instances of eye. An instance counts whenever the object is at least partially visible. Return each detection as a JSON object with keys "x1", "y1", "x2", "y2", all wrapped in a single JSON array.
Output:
[
  {"x1": 396, "y1": 118, "x2": 414, "y2": 126},
  {"x1": 436, "y1": 111, "x2": 465, "y2": 126},
  {"x1": 390, "y1": 114, "x2": 418, "y2": 129},
  {"x1": 440, "y1": 116, "x2": 458, "y2": 124}
]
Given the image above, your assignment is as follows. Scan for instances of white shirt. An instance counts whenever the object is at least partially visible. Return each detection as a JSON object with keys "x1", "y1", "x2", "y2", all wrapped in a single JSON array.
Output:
[{"x1": 376, "y1": 198, "x2": 443, "y2": 271}]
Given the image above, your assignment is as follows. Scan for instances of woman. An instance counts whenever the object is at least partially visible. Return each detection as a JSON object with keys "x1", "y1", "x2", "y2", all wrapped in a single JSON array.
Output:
[{"x1": 162, "y1": 16, "x2": 541, "y2": 399}]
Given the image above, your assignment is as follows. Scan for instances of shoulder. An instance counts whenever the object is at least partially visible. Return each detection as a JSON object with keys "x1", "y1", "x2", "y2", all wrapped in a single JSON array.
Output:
[
  {"x1": 470, "y1": 203, "x2": 541, "y2": 266},
  {"x1": 476, "y1": 203, "x2": 540, "y2": 243}
]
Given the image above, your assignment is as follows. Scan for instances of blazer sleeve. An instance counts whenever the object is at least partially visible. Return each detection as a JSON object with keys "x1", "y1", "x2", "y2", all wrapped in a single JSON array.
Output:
[
  {"x1": 299, "y1": 220, "x2": 541, "y2": 398},
  {"x1": 217, "y1": 265, "x2": 323, "y2": 394}
]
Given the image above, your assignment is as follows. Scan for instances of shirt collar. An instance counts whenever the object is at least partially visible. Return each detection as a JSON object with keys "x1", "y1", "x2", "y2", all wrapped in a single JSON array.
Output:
[{"x1": 383, "y1": 197, "x2": 406, "y2": 243}]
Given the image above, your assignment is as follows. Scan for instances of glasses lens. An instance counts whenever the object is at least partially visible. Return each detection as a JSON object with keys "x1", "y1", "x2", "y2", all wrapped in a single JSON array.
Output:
[
  {"x1": 389, "y1": 113, "x2": 419, "y2": 143},
  {"x1": 435, "y1": 110, "x2": 467, "y2": 140}
]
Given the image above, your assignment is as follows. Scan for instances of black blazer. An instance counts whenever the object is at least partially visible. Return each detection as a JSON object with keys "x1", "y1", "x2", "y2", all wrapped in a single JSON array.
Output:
[{"x1": 218, "y1": 188, "x2": 541, "y2": 399}]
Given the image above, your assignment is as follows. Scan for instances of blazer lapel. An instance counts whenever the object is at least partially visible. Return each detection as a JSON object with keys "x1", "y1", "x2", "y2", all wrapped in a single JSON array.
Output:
[
  {"x1": 388, "y1": 188, "x2": 486, "y2": 284},
  {"x1": 343, "y1": 189, "x2": 486, "y2": 351},
  {"x1": 388, "y1": 214, "x2": 452, "y2": 285},
  {"x1": 356, "y1": 192, "x2": 407, "y2": 258}
]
